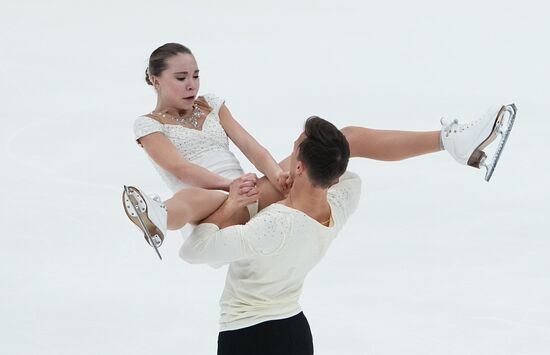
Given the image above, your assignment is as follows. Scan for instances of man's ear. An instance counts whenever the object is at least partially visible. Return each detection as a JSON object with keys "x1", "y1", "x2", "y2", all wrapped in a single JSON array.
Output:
[{"x1": 295, "y1": 161, "x2": 305, "y2": 176}]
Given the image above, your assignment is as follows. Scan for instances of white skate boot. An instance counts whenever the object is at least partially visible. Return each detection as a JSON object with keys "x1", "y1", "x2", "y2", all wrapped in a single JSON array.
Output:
[
  {"x1": 122, "y1": 185, "x2": 167, "y2": 260},
  {"x1": 441, "y1": 103, "x2": 517, "y2": 181}
]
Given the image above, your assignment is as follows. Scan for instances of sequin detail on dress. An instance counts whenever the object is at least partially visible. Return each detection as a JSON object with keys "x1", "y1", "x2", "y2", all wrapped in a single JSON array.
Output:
[{"x1": 133, "y1": 94, "x2": 245, "y2": 192}]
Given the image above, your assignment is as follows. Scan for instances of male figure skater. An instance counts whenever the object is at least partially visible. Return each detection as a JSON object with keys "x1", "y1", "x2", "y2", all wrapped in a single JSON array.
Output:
[{"x1": 180, "y1": 116, "x2": 360, "y2": 355}]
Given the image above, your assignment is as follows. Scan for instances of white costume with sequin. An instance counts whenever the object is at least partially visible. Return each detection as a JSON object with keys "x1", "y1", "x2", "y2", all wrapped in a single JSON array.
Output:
[
  {"x1": 181, "y1": 172, "x2": 362, "y2": 331},
  {"x1": 133, "y1": 94, "x2": 246, "y2": 193}
]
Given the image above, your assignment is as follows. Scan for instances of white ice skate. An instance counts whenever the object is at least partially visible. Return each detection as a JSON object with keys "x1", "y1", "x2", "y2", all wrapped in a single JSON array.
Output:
[
  {"x1": 441, "y1": 103, "x2": 517, "y2": 182},
  {"x1": 122, "y1": 185, "x2": 167, "y2": 260}
]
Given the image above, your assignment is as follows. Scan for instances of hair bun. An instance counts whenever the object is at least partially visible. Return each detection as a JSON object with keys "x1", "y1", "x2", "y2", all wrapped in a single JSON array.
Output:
[{"x1": 145, "y1": 68, "x2": 153, "y2": 86}]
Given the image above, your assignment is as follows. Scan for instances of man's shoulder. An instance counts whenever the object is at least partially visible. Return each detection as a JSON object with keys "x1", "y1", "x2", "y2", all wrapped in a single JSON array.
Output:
[
  {"x1": 255, "y1": 203, "x2": 293, "y2": 219},
  {"x1": 326, "y1": 171, "x2": 362, "y2": 224},
  {"x1": 248, "y1": 203, "x2": 298, "y2": 228}
]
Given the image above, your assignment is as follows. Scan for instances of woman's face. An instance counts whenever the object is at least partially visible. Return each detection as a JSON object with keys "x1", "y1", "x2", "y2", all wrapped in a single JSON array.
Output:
[{"x1": 154, "y1": 53, "x2": 200, "y2": 111}]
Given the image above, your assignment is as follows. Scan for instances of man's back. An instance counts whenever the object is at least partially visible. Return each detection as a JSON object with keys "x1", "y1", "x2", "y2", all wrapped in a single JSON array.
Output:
[{"x1": 182, "y1": 172, "x2": 362, "y2": 331}]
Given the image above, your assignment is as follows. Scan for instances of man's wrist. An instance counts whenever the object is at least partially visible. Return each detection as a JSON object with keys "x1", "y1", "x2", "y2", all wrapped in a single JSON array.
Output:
[
  {"x1": 219, "y1": 178, "x2": 231, "y2": 191},
  {"x1": 223, "y1": 195, "x2": 243, "y2": 214},
  {"x1": 203, "y1": 197, "x2": 238, "y2": 227}
]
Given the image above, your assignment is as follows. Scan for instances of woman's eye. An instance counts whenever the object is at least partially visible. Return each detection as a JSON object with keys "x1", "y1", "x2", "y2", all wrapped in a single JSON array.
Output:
[
  {"x1": 193, "y1": 75, "x2": 200, "y2": 79},
  {"x1": 176, "y1": 77, "x2": 186, "y2": 81}
]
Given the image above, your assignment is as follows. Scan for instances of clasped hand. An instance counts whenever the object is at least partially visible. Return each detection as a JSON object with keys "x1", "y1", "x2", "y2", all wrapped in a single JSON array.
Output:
[{"x1": 227, "y1": 173, "x2": 260, "y2": 209}]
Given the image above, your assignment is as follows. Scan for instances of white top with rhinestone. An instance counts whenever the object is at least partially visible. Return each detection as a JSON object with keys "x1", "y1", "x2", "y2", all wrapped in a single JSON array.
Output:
[
  {"x1": 134, "y1": 94, "x2": 245, "y2": 192},
  {"x1": 182, "y1": 171, "x2": 362, "y2": 332}
]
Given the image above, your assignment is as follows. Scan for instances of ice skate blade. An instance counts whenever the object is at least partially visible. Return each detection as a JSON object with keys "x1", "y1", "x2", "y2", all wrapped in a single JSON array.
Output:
[
  {"x1": 466, "y1": 105, "x2": 507, "y2": 169},
  {"x1": 123, "y1": 185, "x2": 163, "y2": 260},
  {"x1": 479, "y1": 104, "x2": 517, "y2": 182},
  {"x1": 123, "y1": 186, "x2": 164, "y2": 248}
]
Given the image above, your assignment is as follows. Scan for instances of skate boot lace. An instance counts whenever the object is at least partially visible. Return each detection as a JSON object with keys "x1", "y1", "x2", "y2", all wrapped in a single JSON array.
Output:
[
  {"x1": 151, "y1": 194, "x2": 167, "y2": 211},
  {"x1": 440, "y1": 116, "x2": 481, "y2": 137},
  {"x1": 149, "y1": 194, "x2": 165, "y2": 248}
]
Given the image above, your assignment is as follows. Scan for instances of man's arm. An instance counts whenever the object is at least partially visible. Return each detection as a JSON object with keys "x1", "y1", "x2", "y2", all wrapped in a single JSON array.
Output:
[
  {"x1": 203, "y1": 174, "x2": 287, "y2": 225},
  {"x1": 180, "y1": 208, "x2": 288, "y2": 265},
  {"x1": 180, "y1": 176, "x2": 287, "y2": 264},
  {"x1": 200, "y1": 174, "x2": 259, "y2": 229},
  {"x1": 180, "y1": 177, "x2": 255, "y2": 264},
  {"x1": 202, "y1": 196, "x2": 250, "y2": 229},
  {"x1": 180, "y1": 222, "x2": 252, "y2": 264}
]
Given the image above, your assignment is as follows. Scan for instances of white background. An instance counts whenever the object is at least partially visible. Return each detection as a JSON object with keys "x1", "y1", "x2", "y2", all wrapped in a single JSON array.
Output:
[{"x1": 1, "y1": 1, "x2": 549, "y2": 354}]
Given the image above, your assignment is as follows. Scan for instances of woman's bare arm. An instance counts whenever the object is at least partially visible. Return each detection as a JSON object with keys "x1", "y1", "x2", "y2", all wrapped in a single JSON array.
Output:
[
  {"x1": 139, "y1": 132, "x2": 231, "y2": 190},
  {"x1": 219, "y1": 104, "x2": 288, "y2": 193}
]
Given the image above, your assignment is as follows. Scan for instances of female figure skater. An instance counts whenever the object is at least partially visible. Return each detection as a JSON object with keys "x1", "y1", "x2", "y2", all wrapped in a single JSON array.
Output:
[{"x1": 124, "y1": 42, "x2": 515, "y2": 258}]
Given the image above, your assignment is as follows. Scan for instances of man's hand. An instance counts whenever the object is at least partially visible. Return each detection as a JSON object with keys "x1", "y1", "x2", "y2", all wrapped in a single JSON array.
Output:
[{"x1": 227, "y1": 173, "x2": 260, "y2": 210}]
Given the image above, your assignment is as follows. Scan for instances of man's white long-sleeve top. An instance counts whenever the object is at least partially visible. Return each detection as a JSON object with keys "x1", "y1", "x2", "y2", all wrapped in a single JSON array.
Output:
[{"x1": 181, "y1": 171, "x2": 362, "y2": 331}]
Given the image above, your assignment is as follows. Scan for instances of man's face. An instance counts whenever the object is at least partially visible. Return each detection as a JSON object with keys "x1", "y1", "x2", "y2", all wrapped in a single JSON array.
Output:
[{"x1": 289, "y1": 132, "x2": 306, "y2": 180}]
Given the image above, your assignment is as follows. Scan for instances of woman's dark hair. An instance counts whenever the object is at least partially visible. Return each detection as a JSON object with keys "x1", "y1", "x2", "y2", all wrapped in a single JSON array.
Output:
[
  {"x1": 297, "y1": 116, "x2": 350, "y2": 188},
  {"x1": 145, "y1": 43, "x2": 193, "y2": 85}
]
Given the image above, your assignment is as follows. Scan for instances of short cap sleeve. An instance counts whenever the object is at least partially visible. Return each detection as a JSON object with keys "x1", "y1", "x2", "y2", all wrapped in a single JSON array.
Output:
[
  {"x1": 202, "y1": 94, "x2": 225, "y2": 114},
  {"x1": 133, "y1": 116, "x2": 164, "y2": 145}
]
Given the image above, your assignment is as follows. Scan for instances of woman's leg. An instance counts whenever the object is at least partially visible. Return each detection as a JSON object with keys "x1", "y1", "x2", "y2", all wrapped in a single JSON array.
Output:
[
  {"x1": 165, "y1": 127, "x2": 434, "y2": 230},
  {"x1": 248, "y1": 128, "x2": 442, "y2": 219},
  {"x1": 159, "y1": 175, "x2": 283, "y2": 232},
  {"x1": 341, "y1": 126, "x2": 441, "y2": 161},
  {"x1": 165, "y1": 177, "x2": 282, "y2": 229},
  {"x1": 164, "y1": 128, "x2": 441, "y2": 230},
  {"x1": 164, "y1": 187, "x2": 228, "y2": 230},
  {"x1": 199, "y1": 177, "x2": 285, "y2": 228}
]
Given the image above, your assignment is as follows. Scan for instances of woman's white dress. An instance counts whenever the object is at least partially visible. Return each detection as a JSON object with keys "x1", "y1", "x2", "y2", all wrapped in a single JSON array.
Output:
[{"x1": 134, "y1": 94, "x2": 246, "y2": 193}]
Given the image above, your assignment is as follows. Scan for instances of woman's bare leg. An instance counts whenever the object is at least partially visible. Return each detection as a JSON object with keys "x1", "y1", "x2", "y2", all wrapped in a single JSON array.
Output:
[
  {"x1": 160, "y1": 175, "x2": 284, "y2": 231},
  {"x1": 164, "y1": 187, "x2": 227, "y2": 230},
  {"x1": 208, "y1": 177, "x2": 285, "y2": 227},
  {"x1": 170, "y1": 127, "x2": 442, "y2": 230},
  {"x1": 236, "y1": 128, "x2": 443, "y2": 222},
  {"x1": 341, "y1": 126, "x2": 441, "y2": 161}
]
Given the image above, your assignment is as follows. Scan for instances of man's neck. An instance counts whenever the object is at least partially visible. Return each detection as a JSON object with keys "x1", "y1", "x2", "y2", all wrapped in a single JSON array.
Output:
[{"x1": 285, "y1": 179, "x2": 331, "y2": 223}]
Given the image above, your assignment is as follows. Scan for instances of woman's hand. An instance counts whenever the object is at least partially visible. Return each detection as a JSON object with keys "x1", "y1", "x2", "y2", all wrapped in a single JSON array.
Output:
[{"x1": 275, "y1": 170, "x2": 293, "y2": 195}]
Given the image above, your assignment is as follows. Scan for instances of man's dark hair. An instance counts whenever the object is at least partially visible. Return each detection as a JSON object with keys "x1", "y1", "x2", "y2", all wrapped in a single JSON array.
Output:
[{"x1": 298, "y1": 116, "x2": 350, "y2": 188}]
